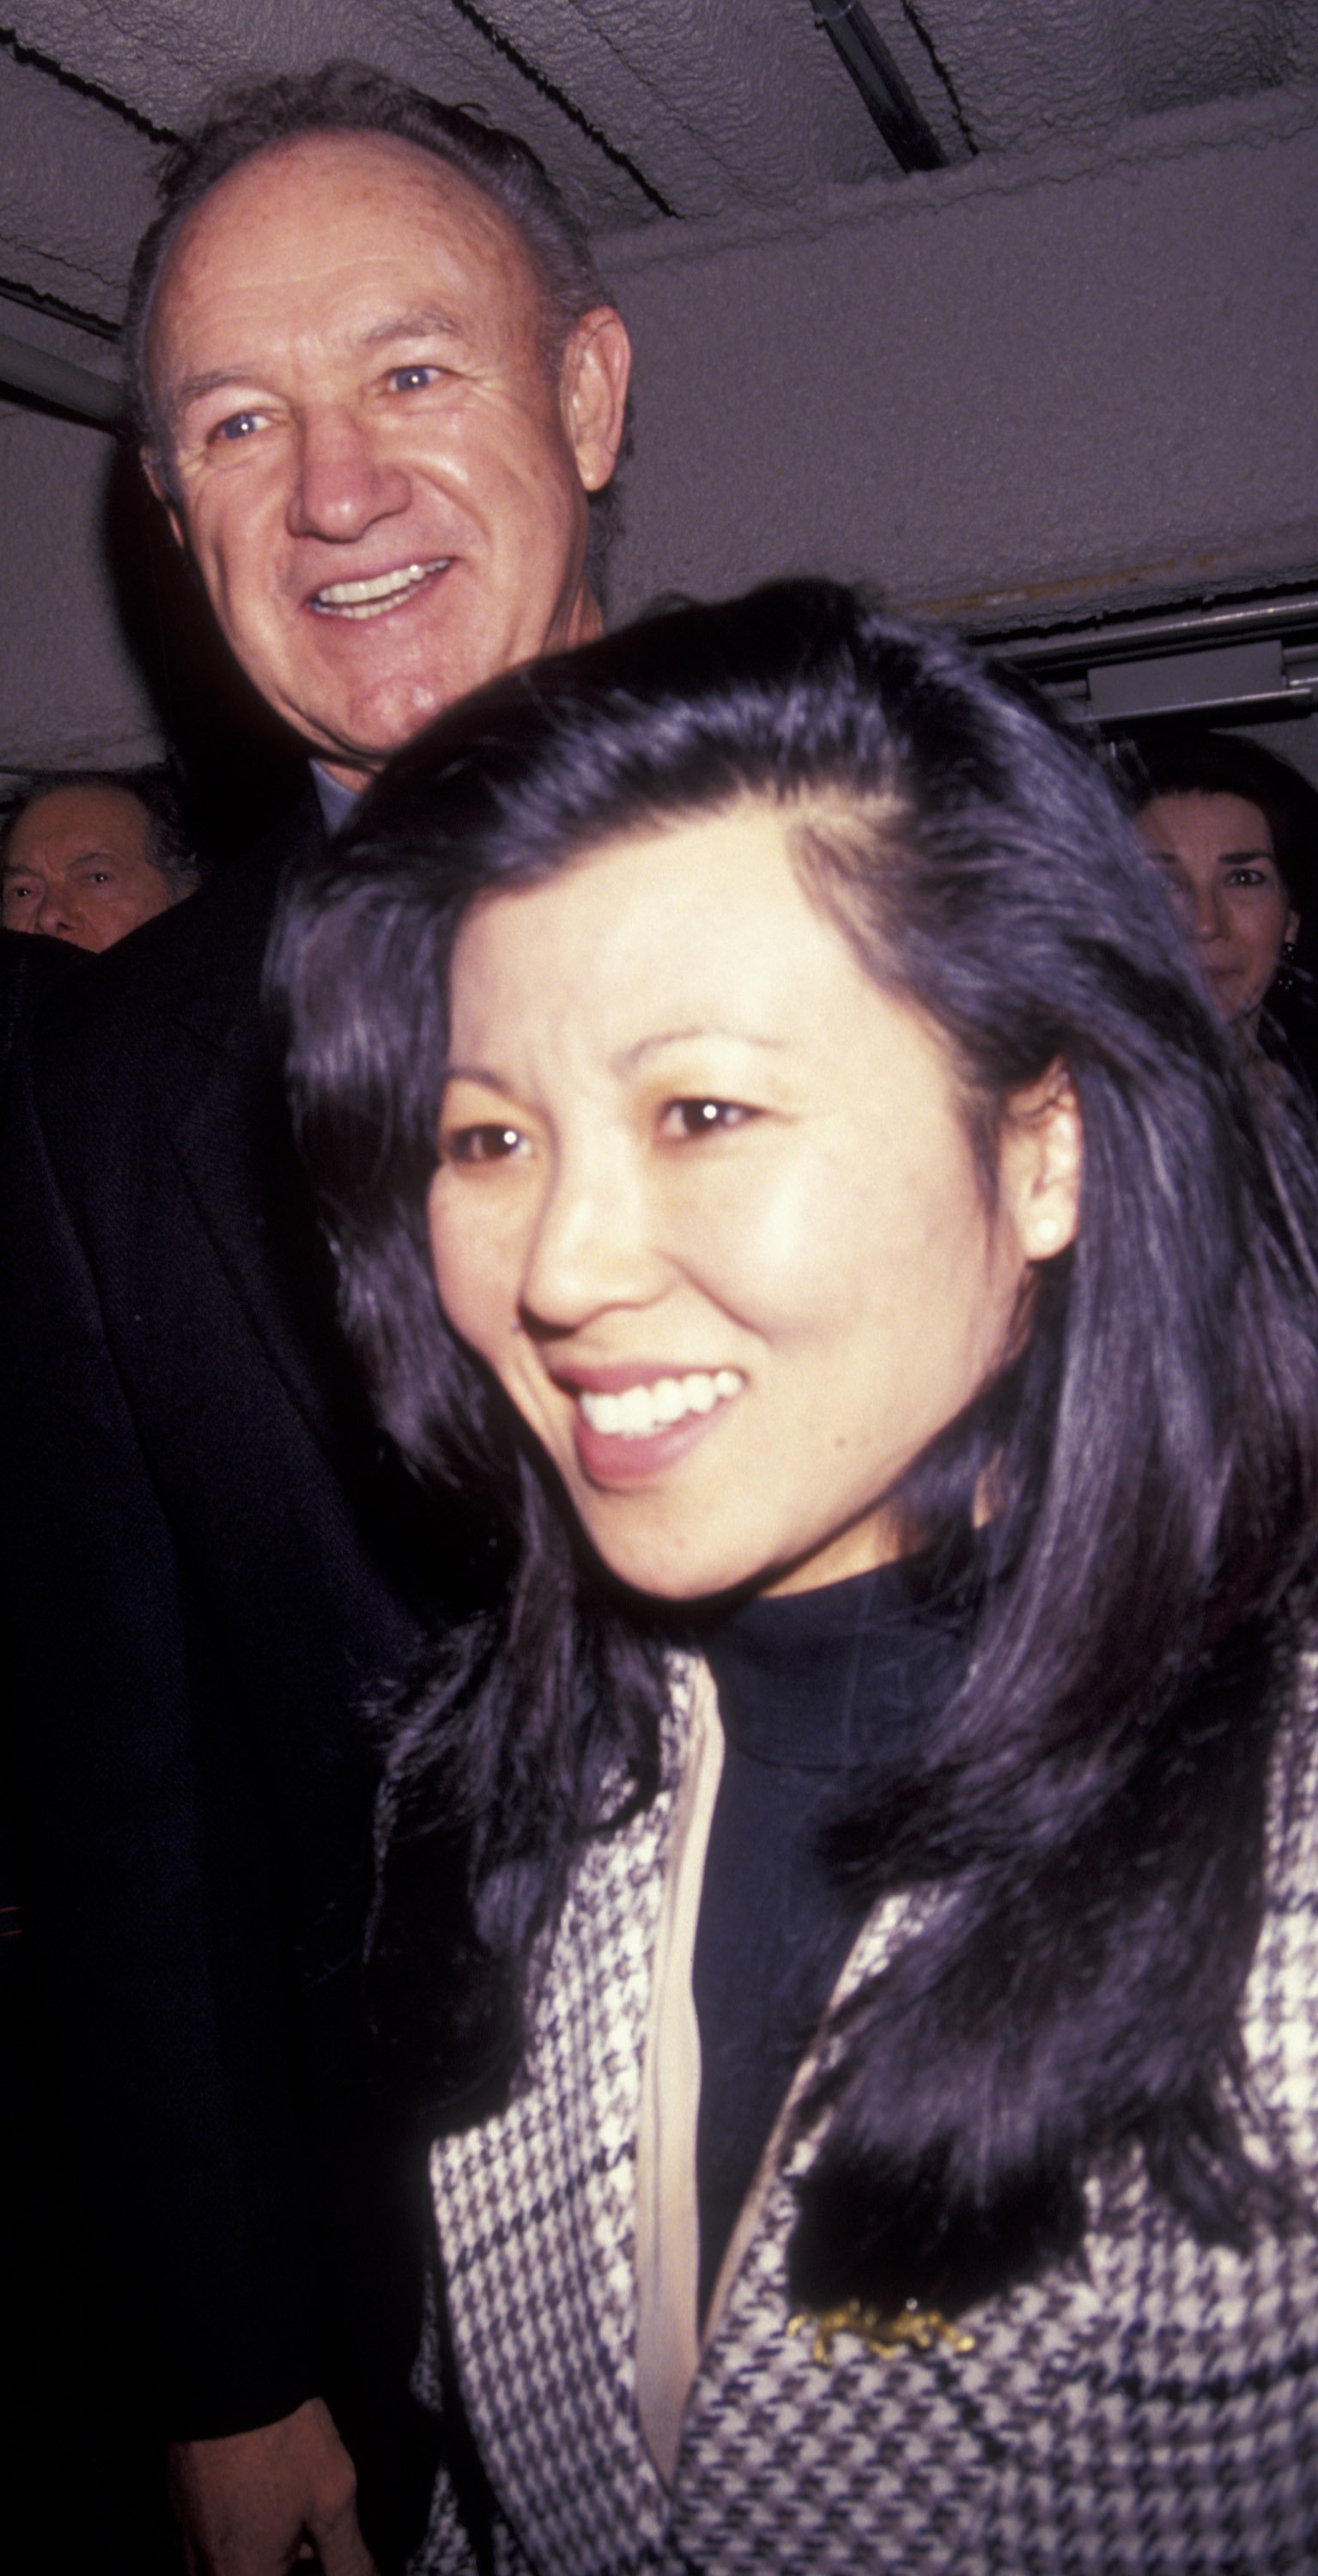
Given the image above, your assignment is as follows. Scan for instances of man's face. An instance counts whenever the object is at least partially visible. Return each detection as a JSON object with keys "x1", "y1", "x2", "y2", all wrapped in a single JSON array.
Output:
[
  {"x1": 2, "y1": 786, "x2": 172, "y2": 951},
  {"x1": 145, "y1": 132, "x2": 629, "y2": 787}
]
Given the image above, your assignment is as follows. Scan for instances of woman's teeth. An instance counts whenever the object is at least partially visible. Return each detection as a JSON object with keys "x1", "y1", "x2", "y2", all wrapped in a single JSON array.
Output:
[
  {"x1": 579, "y1": 1370, "x2": 744, "y2": 1439},
  {"x1": 312, "y1": 560, "x2": 448, "y2": 619}
]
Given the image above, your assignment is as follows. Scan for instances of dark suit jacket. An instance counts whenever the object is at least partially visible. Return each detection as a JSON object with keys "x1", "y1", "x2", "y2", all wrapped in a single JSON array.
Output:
[
  {"x1": 0, "y1": 798, "x2": 452, "y2": 2539},
  {"x1": 0, "y1": 927, "x2": 83, "y2": 1965},
  {"x1": 0, "y1": 925, "x2": 82, "y2": 1097}
]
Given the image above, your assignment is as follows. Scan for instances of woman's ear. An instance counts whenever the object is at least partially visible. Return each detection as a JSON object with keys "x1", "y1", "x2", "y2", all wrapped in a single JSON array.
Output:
[{"x1": 999, "y1": 1061, "x2": 1082, "y2": 1262}]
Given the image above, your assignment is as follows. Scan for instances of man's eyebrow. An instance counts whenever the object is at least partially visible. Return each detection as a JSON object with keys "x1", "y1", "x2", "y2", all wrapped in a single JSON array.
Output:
[
  {"x1": 360, "y1": 304, "x2": 471, "y2": 350},
  {"x1": 167, "y1": 368, "x2": 262, "y2": 428}
]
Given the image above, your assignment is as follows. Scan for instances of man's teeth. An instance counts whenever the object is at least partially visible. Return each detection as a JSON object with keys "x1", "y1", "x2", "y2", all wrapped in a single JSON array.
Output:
[
  {"x1": 311, "y1": 560, "x2": 447, "y2": 618},
  {"x1": 579, "y1": 1370, "x2": 744, "y2": 1440}
]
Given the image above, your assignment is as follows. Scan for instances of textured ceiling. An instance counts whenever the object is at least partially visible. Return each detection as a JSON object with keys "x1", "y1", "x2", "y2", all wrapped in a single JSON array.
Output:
[{"x1": 1, "y1": 0, "x2": 1314, "y2": 377}]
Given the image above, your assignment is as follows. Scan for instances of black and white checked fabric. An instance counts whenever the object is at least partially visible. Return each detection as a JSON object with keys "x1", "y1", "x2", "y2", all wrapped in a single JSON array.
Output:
[{"x1": 413, "y1": 1658, "x2": 1318, "y2": 2573}]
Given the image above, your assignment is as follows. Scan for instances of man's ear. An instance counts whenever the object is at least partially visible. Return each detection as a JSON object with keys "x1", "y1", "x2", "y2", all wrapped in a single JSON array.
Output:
[
  {"x1": 559, "y1": 307, "x2": 632, "y2": 494},
  {"x1": 999, "y1": 1060, "x2": 1083, "y2": 1263},
  {"x1": 141, "y1": 447, "x2": 186, "y2": 552}
]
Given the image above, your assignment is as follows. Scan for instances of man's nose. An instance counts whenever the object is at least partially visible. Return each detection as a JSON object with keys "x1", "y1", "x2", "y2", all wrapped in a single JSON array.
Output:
[
  {"x1": 519, "y1": 1152, "x2": 666, "y2": 1334},
  {"x1": 34, "y1": 889, "x2": 77, "y2": 941},
  {"x1": 286, "y1": 408, "x2": 410, "y2": 544}
]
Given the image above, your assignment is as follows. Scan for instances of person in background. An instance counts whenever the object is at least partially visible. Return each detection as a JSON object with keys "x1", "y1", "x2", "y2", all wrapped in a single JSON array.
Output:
[
  {"x1": 273, "y1": 580, "x2": 1318, "y2": 2574},
  {"x1": 1, "y1": 767, "x2": 200, "y2": 951},
  {"x1": 0, "y1": 58, "x2": 629, "y2": 2576},
  {"x1": 1130, "y1": 730, "x2": 1317, "y2": 1072}
]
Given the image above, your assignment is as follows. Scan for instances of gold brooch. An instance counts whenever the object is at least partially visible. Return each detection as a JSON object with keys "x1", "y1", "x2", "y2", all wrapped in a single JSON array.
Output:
[{"x1": 787, "y1": 2297, "x2": 975, "y2": 2365}]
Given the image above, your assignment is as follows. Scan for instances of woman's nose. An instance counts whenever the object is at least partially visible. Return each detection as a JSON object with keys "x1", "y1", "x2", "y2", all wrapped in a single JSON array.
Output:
[
  {"x1": 1191, "y1": 878, "x2": 1228, "y2": 946},
  {"x1": 519, "y1": 1152, "x2": 666, "y2": 1332}
]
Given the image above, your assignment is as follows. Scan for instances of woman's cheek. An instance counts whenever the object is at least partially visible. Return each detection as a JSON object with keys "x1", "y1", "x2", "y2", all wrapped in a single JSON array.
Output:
[
  {"x1": 671, "y1": 1157, "x2": 840, "y2": 1325},
  {"x1": 428, "y1": 1189, "x2": 508, "y2": 1360}
]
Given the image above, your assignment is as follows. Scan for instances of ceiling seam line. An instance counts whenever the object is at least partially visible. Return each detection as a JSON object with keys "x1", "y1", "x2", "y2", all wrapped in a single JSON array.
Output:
[
  {"x1": 897, "y1": 0, "x2": 978, "y2": 155},
  {"x1": 0, "y1": 24, "x2": 175, "y2": 141},
  {"x1": 0, "y1": 274, "x2": 121, "y2": 342},
  {"x1": 445, "y1": 0, "x2": 677, "y2": 216}
]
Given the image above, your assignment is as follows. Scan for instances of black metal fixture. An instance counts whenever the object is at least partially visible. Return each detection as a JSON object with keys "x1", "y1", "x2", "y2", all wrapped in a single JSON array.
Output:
[
  {"x1": 812, "y1": 0, "x2": 948, "y2": 172},
  {"x1": 0, "y1": 320, "x2": 125, "y2": 428}
]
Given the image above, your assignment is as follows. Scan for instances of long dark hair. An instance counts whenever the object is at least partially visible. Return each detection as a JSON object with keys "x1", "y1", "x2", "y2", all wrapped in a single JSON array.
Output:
[{"x1": 269, "y1": 580, "x2": 1318, "y2": 2318}]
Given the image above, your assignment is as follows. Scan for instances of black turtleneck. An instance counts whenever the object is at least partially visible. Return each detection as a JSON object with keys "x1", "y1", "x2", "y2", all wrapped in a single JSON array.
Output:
[{"x1": 692, "y1": 1553, "x2": 969, "y2": 2319}]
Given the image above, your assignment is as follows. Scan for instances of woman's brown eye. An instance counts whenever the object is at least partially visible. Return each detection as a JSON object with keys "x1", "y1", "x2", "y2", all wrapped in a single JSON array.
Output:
[
  {"x1": 445, "y1": 1124, "x2": 524, "y2": 1163},
  {"x1": 663, "y1": 1098, "x2": 753, "y2": 1138}
]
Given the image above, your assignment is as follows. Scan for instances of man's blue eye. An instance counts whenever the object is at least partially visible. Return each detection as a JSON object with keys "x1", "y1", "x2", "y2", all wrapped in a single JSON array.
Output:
[
  {"x1": 216, "y1": 412, "x2": 261, "y2": 442},
  {"x1": 392, "y1": 365, "x2": 436, "y2": 392}
]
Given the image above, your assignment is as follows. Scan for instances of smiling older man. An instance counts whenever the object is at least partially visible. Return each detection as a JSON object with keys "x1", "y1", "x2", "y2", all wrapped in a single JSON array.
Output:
[{"x1": 1, "y1": 63, "x2": 629, "y2": 2576}]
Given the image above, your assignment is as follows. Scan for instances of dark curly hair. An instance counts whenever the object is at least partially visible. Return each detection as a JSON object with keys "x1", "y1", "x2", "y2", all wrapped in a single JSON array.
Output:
[
  {"x1": 1123, "y1": 726, "x2": 1318, "y2": 922},
  {"x1": 0, "y1": 765, "x2": 201, "y2": 900}
]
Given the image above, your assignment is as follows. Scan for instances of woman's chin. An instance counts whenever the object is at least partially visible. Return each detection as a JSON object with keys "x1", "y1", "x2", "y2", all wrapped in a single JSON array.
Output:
[{"x1": 582, "y1": 1522, "x2": 770, "y2": 1610}]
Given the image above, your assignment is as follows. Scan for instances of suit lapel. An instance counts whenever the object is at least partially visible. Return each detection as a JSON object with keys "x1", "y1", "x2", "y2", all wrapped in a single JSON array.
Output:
[{"x1": 160, "y1": 795, "x2": 359, "y2": 1465}]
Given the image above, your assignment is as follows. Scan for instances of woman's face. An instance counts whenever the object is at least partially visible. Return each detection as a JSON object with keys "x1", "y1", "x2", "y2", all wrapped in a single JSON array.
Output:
[
  {"x1": 1136, "y1": 790, "x2": 1298, "y2": 1038},
  {"x1": 428, "y1": 802, "x2": 1078, "y2": 1601}
]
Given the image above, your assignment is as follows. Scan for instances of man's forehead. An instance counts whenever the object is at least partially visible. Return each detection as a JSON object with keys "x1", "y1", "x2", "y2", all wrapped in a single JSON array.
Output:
[
  {"x1": 9, "y1": 787, "x2": 149, "y2": 856},
  {"x1": 154, "y1": 129, "x2": 534, "y2": 333}
]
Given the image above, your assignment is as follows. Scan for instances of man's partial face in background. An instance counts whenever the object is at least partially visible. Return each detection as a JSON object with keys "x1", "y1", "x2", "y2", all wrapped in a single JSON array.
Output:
[
  {"x1": 2, "y1": 784, "x2": 173, "y2": 951},
  {"x1": 143, "y1": 131, "x2": 631, "y2": 788}
]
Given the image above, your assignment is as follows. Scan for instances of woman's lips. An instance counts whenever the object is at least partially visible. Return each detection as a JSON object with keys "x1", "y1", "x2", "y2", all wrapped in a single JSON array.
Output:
[{"x1": 558, "y1": 1366, "x2": 745, "y2": 1488}]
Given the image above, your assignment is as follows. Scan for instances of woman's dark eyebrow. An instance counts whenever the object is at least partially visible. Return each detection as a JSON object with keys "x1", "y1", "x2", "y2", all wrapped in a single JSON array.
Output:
[
  {"x1": 439, "y1": 1061, "x2": 509, "y2": 1091},
  {"x1": 614, "y1": 1027, "x2": 790, "y2": 1072}
]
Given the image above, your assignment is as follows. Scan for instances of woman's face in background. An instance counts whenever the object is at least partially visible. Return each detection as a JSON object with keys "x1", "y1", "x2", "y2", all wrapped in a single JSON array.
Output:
[
  {"x1": 1136, "y1": 790, "x2": 1297, "y2": 1039},
  {"x1": 428, "y1": 801, "x2": 1078, "y2": 1602}
]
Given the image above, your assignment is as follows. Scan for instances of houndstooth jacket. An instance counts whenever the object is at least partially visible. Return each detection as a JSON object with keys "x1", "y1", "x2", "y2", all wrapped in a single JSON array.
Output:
[{"x1": 410, "y1": 1656, "x2": 1318, "y2": 2574}]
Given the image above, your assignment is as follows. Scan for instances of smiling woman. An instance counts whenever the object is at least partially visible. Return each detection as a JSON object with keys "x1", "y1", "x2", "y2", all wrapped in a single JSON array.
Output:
[
  {"x1": 427, "y1": 799, "x2": 1060, "y2": 1602},
  {"x1": 269, "y1": 580, "x2": 1318, "y2": 2573}
]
